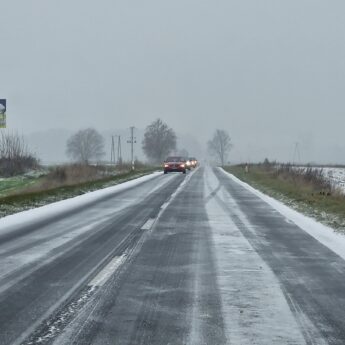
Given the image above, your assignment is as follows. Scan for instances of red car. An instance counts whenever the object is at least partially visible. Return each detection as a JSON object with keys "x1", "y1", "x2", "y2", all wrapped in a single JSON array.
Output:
[{"x1": 163, "y1": 156, "x2": 186, "y2": 174}]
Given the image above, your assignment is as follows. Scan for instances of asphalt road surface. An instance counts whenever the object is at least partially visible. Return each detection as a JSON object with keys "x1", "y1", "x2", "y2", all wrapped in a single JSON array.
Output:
[{"x1": 1, "y1": 166, "x2": 345, "y2": 345}]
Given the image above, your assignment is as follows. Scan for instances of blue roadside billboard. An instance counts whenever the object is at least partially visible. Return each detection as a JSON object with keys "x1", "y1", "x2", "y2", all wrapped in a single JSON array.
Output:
[{"x1": 0, "y1": 99, "x2": 6, "y2": 128}]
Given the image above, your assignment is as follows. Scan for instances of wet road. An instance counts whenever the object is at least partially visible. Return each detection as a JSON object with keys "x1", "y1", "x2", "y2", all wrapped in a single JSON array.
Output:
[{"x1": 1, "y1": 167, "x2": 345, "y2": 344}]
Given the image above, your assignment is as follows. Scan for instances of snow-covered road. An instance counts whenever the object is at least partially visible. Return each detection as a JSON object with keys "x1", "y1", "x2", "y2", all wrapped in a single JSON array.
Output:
[{"x1": 1, "y1": 166, "x2": 345, "y2": 344}]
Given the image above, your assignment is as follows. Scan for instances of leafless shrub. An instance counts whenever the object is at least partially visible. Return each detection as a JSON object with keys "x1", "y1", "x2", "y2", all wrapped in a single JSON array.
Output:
[
  {"x1": 46, "y1": 165, "x2": 105, "y2": 185},
  {"x1": 32, "y1": 162, "x2": 147, "y2": 192},
  {"x1": 44, "y1": 161, "x2": 149, "y2": 188},
  {"x1": 48, "y1": 166, "x2": 68, "y2": 183},
  {"x1": 0, "y1": 132, "x2": 39, "y2": 176}
]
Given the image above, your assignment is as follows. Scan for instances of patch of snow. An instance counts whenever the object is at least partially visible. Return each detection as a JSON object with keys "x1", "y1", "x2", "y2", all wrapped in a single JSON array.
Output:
[
  {"x1": 25, "y1": 286, "x2": 96, "y2": 345},
  {"x1": 322, "y1": 167, "x2": 345, "y2": 193}
]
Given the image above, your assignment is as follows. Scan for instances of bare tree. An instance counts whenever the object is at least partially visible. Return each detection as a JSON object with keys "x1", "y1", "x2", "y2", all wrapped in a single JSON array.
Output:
[
  {"x1": 66, "y1": 128, "x2": 105, "y2": 164},
  {"x1": 142, "y1": 119, "x2": 177, "y2": 163},
  {"x1": 0, "y1": 132, "x2": 38, "y2": 176},
  {"x1": 208, "y1": 129, "x2": 232, "y2": 166}
]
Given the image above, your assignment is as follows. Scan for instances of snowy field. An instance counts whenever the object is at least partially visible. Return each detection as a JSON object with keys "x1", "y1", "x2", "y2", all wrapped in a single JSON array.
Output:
[{"x1": 322, "y1": 167, "x2": 345, "y2": 194}]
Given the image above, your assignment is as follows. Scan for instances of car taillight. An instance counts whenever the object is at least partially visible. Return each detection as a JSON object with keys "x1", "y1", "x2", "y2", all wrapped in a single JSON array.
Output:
[{"x1": 164, "y1": 164, "x2": 169, "y2": 167}]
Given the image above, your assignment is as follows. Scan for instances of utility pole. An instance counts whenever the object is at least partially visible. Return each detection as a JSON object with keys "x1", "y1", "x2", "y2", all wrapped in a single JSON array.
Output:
[
  {"x1": 111, "y1": 135, "x2": 123, "y2": 167},
  {"x1": 293, "y1": 142, "x2": 301, "y2": 166},
  {"x1": 117, "y1": 135, "x2": 122, "y2": 165},
  {"x1": 127, "y1": 126, "x2": 136, "y2": 170},
  {"x1": 110, "y1": 135, "x2": 116, "y2": 165}
]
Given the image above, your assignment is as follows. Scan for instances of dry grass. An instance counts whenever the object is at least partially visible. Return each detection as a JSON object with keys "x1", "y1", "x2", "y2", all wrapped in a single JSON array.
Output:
[
  {"x1": 15, "y1": 165, "x2": 105, "y2": 194},
  {"x1": 8, "y1": 163, "x2": 155, "y2": 196},
  {"x1": 225, "y1": 162, "x2": 345, "y2": 230},
  {"x1": 273, "y1": 164, "x2": 338, "y2": 195}
]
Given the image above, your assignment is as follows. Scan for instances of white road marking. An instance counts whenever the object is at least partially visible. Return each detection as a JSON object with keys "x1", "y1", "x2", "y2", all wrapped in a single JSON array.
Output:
[
  {"x1": 141, "y1": 218, "x2": 156, "y2": 230},
  {"x1": 153, "y1": 167, "x2": 199, "y2": 226},
  {"x1": 160, "y1": 202, "x2": 170, "y2": 210},
  {"x1": 88, "y1": 255, "x2": 126, "y2": 287}
]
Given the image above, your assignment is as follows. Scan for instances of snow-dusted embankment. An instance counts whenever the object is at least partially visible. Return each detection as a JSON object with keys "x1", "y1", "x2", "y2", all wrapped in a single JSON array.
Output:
[
  {"x1": 0, "y1": 172, "x2": 163, "y2": 236},
  {"x1": 220, "y1": 168, "x2": 345, "y2": 261}
]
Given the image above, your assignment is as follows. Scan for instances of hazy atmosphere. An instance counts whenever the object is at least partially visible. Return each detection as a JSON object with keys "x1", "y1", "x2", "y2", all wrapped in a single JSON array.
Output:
[
  {"x1": 3, "y1": 3, "x2": 345, "y2": 344},
  {"x1": 1, "y1": 0, "x2": 345, "y2": 163}
]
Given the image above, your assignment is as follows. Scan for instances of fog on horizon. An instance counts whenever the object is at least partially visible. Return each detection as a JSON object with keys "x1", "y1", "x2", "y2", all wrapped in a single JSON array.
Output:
[{"x1": 1, "y1": 0, "x2": 345, "y2": 164}]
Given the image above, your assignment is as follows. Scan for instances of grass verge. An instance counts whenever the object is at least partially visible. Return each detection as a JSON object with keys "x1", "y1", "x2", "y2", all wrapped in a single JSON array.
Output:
[
  {"x1": 0, "y1": 167, "x2": 158, "y2": 218},
  {"x1": 224, "y1": 164, "x2": 345, "y2": 232},
  {"x1": 0, "y1": 176, "x2": 40, "y2": 197}
]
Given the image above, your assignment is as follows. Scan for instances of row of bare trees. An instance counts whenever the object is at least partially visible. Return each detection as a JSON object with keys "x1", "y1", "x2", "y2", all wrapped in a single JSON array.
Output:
[
  {"x1": 65, "y1": 120, "x2": 178, "y2": 165},
  {"x1": 141, "y1": 119, "x2": 233, "y2": 165},
  {"x1": 0, "y1": 123, "x2": 232, "y2": 176},
  {"x1": 141, "y1": 119, "x2": 233, "y2": 166},
  {"x1": 64, "y1": 120, "x2": 233, "y2": 167}
]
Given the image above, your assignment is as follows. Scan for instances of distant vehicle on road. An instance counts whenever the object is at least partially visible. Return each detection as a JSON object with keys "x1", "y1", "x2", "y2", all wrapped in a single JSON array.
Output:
[
  {"x1": 189, "y1": 157, "x2": 198, "y2": 168},
  {"x1": 163, "y1": 157, "x2": 186, "y2": 174},
  {"x1": 184, "y1": 158, "x2": 192, "y2": 170}
]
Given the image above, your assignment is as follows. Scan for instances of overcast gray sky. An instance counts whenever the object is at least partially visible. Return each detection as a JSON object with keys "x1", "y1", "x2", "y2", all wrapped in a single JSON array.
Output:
[{"x1": 1, "y1": 0, "x2": 345, "y2": 163}]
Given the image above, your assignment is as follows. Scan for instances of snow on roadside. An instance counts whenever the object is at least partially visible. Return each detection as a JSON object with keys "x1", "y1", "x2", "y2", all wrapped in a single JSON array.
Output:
[
  {"x1": 0, "y1": 172, "x2": 162, "y2": 235},
  {"x1": 221, "y1": 168, "x2": 345, "y2": 262}
]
